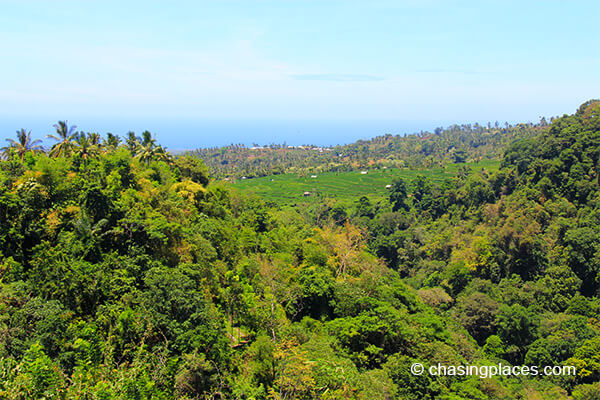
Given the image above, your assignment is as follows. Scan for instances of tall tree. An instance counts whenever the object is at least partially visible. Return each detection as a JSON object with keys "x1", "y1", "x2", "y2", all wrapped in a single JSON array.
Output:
[
  {"x1": 103, "y1": 132, "x2": 121, "y2": 150},
  {"x1": 87, "y1": 132, "x2": 101, "y2": 146},
  {"x1": 47, "y1": 120, "x2": 77, "y2": 158},
  {"x1": 135, "y1": 131, "x2": 161, "y2": 164},
  {"x1": 126, "y1": 131, "x2": 140, "y2": 153},
  {"x1": 74, "y1": 132, "x2": 100, "y2": 165},
  {"x1": 2, "y1": 129, "x2": 42, "y2": 161},
  {"x1": 141, "y1": 130, "x2": 156, "y2": 147},
  {"x1": 389, "y1": 177, "x2": 409, "y2": 212}
]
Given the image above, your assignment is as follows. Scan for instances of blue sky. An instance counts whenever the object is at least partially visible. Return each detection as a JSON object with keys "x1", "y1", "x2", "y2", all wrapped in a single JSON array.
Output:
[{"x1": 1, "y1": 0, "x2": 599, "y2": 148}]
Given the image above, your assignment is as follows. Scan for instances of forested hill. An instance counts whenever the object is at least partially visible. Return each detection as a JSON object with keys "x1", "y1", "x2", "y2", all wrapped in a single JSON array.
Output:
[
  {"x1": 0, "y1": 101, "x2": 599, "y2": 399},
  {"x1": 192, "y1": 119, "x2": 545, "y2": 179}
]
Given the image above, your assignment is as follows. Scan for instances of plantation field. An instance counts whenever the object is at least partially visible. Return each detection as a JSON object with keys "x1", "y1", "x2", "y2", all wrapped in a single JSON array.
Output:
[{"x1": 231, "y1": 160, "x2": 501, "y2": 204}]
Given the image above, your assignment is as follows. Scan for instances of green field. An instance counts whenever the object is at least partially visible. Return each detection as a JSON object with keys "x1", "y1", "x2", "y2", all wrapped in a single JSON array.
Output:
[{"x1": 231, "y1": 160, "x2": 501, "y2": 204}]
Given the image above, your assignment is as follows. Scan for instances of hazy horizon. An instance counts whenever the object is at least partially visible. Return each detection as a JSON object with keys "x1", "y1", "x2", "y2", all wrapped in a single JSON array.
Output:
[{"x1": 0, "y1": 112, "x2": 555, "y2": 150}]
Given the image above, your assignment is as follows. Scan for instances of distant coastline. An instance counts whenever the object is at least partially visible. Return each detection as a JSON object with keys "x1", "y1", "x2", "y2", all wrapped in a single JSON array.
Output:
[{"x1": 0, "y1": 117, "x2": 537, "y2": 150}]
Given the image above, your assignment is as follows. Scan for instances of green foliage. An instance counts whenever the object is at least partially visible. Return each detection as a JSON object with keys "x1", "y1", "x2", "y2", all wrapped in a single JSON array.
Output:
[
  {"x1": 454, "y1": 292, "x2": 498, "y2": 345},
  {"x1": 174, "y1": 155, "x2": 210, "y2": 186},
  {"x1": 0, "y1": 102, "x2": 598, "y2": 398},
  {"x1": 572, "y1": 382, "x2": 600, "y2": 400},
  {"x1": 389, "y1": 177, "x2": 409, "y2": 212},
  {"x1": 496, "y1": 304, "x2": 539, "y2": 363},
  {"x1": 194, "y1": 121, "x2": 542, "y2": 179},
  {"x1": 0, "y1": 342, "x2": 65, "y2": 399}
]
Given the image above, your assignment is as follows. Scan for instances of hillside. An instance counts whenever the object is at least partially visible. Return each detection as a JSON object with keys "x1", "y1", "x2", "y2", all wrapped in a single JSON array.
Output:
[
  {"x1": 232, "y1": 160, "x2": 500, "y2": 205},
  {"x1": 192, "y1": 120, "x2": 545, "y2": 179},
  {"x1": 0, "y1": 101, "x2": 599, "y2": 399}
]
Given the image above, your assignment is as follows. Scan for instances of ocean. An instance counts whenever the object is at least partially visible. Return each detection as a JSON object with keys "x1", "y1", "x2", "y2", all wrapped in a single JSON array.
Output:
[{"x1": 0, "y1": 117, "x2": 454, "y2": 150}]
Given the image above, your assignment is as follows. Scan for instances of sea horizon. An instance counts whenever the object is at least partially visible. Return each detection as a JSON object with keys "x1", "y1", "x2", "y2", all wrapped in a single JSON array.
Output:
[{"x1": 1, "y1": 116, "x2": 538, "y2": 151}]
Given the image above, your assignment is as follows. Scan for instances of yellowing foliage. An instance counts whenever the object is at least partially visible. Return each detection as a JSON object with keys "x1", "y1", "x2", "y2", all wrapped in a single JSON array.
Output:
[
  {"x1": 315, "y1": 222, "x2": 367, "y2": 279},
  {"x1": 171, "y1": 180, "x2": 206, "y2": 203},
  {"x1": 45, "y1": 210, "x2": 61, "y2": 235},
  {"x1": 451, "y1": 234, "x2": 494, "y2": 272}
]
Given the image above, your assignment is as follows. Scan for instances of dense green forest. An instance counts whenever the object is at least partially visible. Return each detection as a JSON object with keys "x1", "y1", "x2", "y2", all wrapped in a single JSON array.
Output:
[
  {"x1": 0, "y1": 101, "x2": 599, "y2": 399},
  {"x1": 192, "y1": 119, "x2": 545, "y2": 179}
]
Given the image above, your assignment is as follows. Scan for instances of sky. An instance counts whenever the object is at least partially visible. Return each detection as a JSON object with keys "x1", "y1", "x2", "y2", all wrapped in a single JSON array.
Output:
[{"x1": 0, "y1": 0, "x2": 599, "y2": 148}]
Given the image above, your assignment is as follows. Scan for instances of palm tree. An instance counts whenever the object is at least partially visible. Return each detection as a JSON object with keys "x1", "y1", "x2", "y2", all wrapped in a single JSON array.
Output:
[
  {"x1": 126, "y1": 131, "x2": 140, "y2": 153},
  {"x1": 74, "y1": 132, "x2": 99, "y2": 165},
  {"x1": 47, "y1": 120, "x2": 77, "y2": 158},
  {"x1": 136, "y1": 142, "x2": 156, "y2": 164},
  {"x1": 141, "y1": 130, "x2": 156, "y2": 148},
  {"x1": 2, "y1": 129, "x2": 42, "y2": 161},
  {"x1": 154, "y1": 145, "x2": 174, "y2": 165},
  {"x1": 103, "y1": 133, "x2": 121, "y2": 151},
  {"x1": 135, "y1": 131, "x2": 158, "y2": 164},
  {"x1": 1, "y1": 146, "x2": 15, "y2": 161},
  {"x1": 87, "y1": 132, "x2": 101, "y2": 146}
]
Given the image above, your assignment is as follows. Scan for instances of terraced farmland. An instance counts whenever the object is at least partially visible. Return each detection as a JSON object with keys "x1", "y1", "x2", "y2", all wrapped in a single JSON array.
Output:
[{"x1": 231, "y1": 160, "x2": 500, "y2": 204}]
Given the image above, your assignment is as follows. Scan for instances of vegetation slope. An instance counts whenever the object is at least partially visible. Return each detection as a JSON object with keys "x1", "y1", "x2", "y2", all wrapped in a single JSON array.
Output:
[
  {"x1": 192, "y1": 120, "x2": 545, "y2": 179},
  {"x1": 0, "y1": 102, "x2": 598, "y2": 399}
]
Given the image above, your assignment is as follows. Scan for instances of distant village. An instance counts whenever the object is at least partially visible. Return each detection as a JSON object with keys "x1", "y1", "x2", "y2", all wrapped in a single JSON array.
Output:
[{"x1": 249, "y1": 145, "x2": 335, "y2": 153}]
